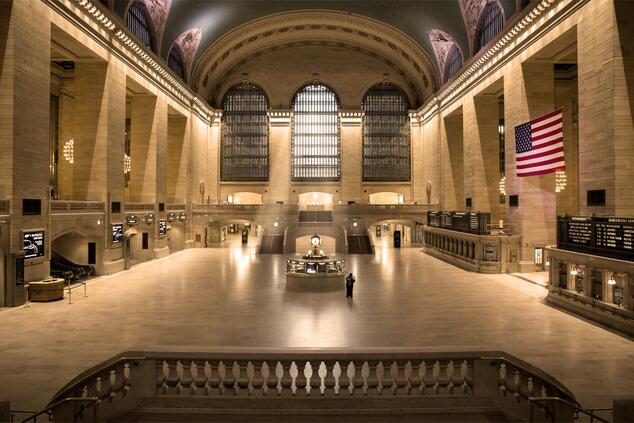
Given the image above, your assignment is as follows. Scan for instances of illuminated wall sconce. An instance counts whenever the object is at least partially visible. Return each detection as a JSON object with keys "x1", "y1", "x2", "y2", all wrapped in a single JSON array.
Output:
[
  {"x1": 124, "y1": 154, "x2": 131, "y2": 174},
  {"x1": 273, "y1": 221, "x2": 279, "y2": 228},
  {"x1": 607, "y1": 274, "x2": 616, "y2": 285},
  {"x1": 570, "y1": 267, "x2": 578, "y2": 276},
  {"x1": 545, "y1": 258, "x2": 550, "y2": 266},
  {"x1": 555, "y1": 170, "x2": 567, "y2": 193},
  {"x1": 227, "y1": 195, "x2": 234, "y2": 204},
  {"x1": 498, "y1": 176, "x2": 506, "y2": 196},
  {"x1": 63, "y1": 139, "x2": 74, "y2": 164},
  {"x1": 353, "y1": 221, "x2": 358, "y2": 227}
]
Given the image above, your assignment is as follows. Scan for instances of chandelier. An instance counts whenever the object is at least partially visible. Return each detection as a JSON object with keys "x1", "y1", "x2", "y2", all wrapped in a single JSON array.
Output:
[
  {"x1": 63, "y1": 139, "x2": 74, "y2": 164},
  {"x1": 124, "y1": 153, "x2": 131, "y2": 174},
  {"x1": 498, "y1": 176, "x2": 506, "y2": 195},
  {"x1": 555, "y1": 170, "x2": 567, "y2": 192}
]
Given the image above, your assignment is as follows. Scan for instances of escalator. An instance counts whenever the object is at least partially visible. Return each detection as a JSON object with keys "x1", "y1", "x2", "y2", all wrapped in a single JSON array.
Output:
[
  {"x1": 259, "y1": 235, "x2": 284, "y2": 254},
  {"x1": 50, "y1": 251, "x2": 95, "y2": 282},
  {"x1": 347, "y1": 235, "x2": 373, "y2": 254}
]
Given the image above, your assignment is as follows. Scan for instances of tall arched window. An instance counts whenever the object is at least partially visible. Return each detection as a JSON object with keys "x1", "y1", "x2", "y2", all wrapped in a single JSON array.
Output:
[
  {"x1": 444, "y1": 46, "x2": 463, "y2": 82},
  {"x1": 362, "y1": 83, "x2": 410, "y2": 182},
  {"x1": 292, "y1": 84, "x2": 340, "y2": 181},
  {"x1": 126, "y1": 1, "x2": 154, "y2": 51},
  {"x1": 475, "y1": 1, "x2": 504, "y2": 53},
  {"x1": 221, "y1": 83, "x2": 269, "y2": 181},
  {"x1": 168, "y1": 47, "x2": 185, "y2": 80}
]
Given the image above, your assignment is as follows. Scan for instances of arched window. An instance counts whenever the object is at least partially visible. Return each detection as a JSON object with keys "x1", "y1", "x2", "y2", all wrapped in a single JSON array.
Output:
[
  {"x1": 362, "y1": 83, "x2": 410, "y2": 182},
  {"x1": 221, "y1": 83, "x2": 269, "y2": 181},
  {"x1": 168, "y1": 47, "x2": 185, "y2": 80},
  {"x1": 126, "y1": 1, "x2": 154, "y2": 51},
  {"x1": 292, "y1": 84, "x2": 340, "y2": 182},
  {"x1": 444, "y1": 45, "x2": 463, "y2": 82},
  {"x1": 475, "y1": 1, "x2": 504, "y2": 53}
]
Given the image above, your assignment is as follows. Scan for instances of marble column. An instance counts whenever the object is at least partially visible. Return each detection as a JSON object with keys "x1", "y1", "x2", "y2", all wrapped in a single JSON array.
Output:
[
  {"x1": 340, "y1": 111, "x2": 363, "y2": 204},
  {"x1": 268, "y1": 111, "x2": 292, "y2": 204}
]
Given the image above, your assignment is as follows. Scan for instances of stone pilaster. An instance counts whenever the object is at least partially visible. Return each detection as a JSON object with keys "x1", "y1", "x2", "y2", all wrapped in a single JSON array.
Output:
[
  {"x1": 166, "y1": 113, "x2": 189, "y2": 203},
  {"x1": 440, "y1": 112, "x2": 464, "y2": 210},
  {"x1": 268, "y1": 111, "x2": 292, "y2": 204},
  {"x1": 410, "y1": 114, "x2": 425, "y2": 203},
  {"x1": 504, "y1": 62, "x2": 556, "y2": 271},
  {"x1": 340, "y1": 111, "x2": 363, "y2": 204}
]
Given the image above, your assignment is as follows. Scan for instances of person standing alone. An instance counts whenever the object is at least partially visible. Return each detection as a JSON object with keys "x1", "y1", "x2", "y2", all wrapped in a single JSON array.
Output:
[{"x1": 345, "y1": 272, "x2": 355, "y2": 298}]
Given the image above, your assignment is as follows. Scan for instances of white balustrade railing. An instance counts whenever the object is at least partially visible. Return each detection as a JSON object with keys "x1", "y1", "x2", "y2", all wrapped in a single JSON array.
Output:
[
  {"x1": 50, "y1": 200, "x2": 105, "y2": 214},
  {"x1": 47, "y1": 350, "x2": 577, "y2": 422}
]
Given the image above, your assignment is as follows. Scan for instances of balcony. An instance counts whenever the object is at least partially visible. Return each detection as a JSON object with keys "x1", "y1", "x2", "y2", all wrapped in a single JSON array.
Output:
[{"x1": 50, "y1": 200, "x2": 105, "y2": 214}]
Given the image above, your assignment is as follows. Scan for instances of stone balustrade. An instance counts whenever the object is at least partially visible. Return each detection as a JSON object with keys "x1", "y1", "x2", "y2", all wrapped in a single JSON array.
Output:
[
  {"x1": 423, "y1": 226, "x2": 520, "y2": 273},
  {"x1": 124, "y1": 203, "x2": 155, "y2": 212},
  {"x1": 49, "y1": 349, "x2": 576, "y2": 422},
  {"x1": 50, "y1": 200, "x2": 105, "y2": 214},
  {"x1": 165, "y1": 203, "x2": 186, "y2": 211}
]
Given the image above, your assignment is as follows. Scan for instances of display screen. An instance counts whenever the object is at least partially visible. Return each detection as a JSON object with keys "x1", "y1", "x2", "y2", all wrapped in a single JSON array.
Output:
[
  {"x1": 112, "y1": 224, "x2": 123, "y2": 244},
  {"x1": 159, "y1": 220, "x2": 167, "y2": 236},
  {"x1": 23, "y1": 231, "x2": 45, "y2": 259}
]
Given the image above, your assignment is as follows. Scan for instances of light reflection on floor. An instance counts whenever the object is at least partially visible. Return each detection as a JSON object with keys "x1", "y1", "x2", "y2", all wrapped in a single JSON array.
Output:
[{"x1": 0, "y1": 243, "x2": 632, "y2": 411}]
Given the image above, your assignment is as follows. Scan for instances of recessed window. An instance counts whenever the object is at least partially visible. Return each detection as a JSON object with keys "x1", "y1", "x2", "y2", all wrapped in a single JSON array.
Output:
[
  {"x1": 509, "y1": 195, "x2": 519, "y2": 207},
  {"x1": 126, "y1": 1, "x2": 154, "y2": 51},
  {"x1": 362, "y1": 83, "x2": 410, "y2": 182},
  {"x1": 168, "y1": 47, "x2": 185, "y2": 80},
  {"x1": 292, "y1": 83, "x2": 340, "y2": 182},
  {"x1": 444, "y1": 46, "x2": 463, "y2": 82},
  {"x1": 221, "y1": 82, "x2": 269, "y2": 181},
  {"x1": 475, "y1": 1, "x2": 504, "y2": 53},
  {"x1": 22, "y1": 199, "x2": 41, "y2": 216},
  {"x1": 587, "y1": 190, "x2": 606, "y2": 207}
]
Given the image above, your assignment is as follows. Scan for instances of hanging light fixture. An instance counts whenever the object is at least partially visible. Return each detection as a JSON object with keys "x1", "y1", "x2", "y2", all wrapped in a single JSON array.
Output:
[
  {"x1": 498, "y1": 176, "x2": 506, "y2": 195},
  {"x1": 124, "y1": 153, "x2": 131, "y2": 174},
  {"x1": 63, "y1": 139, "x2": 74, "y2": 164},
  {"x1": 555, "y1": 170, "x2": 567, "y2": 192}
]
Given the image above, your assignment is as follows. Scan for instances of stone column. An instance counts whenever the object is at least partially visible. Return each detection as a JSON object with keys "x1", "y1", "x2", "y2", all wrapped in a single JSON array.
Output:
[
  {"x1": 463, "y1": 94, "x2": 500, "y2": 220},
  {"x1": 440, "y1": 112, "x2": 464, "y2": 210},
  {"x1": 0, "y1": 0, "x2": 51, "y2": 282},
  {"x1": 268, "y1": 111, "x2": 292, "y2": 204},
  {"x1": 166, "y1": 113, "x2": 189, "y2": 203},
  {"x1": 421, "y1": 111, "x2": 441, "y2": 206},
  {"x1": 504, "y1": 62, "x2": 556, "y2": 271},
  {"x1": 578, "y1": 0, "x2": 634, "y2": 216},
  {"x1": 410, "y1": 115, "x2": 425, "y2": 203},
  {"x1": 57, "y1": 81, "x2": 74, "y2": 199},
  {"x1": 340, "y1": 111, "x2": 363, "y2": 204},
  {"x1": 208, "y1": 113, "x2": 220, "y2": 204}
]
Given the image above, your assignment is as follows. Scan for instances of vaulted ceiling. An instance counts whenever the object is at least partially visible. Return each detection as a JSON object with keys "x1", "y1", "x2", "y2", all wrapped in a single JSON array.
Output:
[{"x1": 111, "y1": 0, "x2": 517, "y2": 103}]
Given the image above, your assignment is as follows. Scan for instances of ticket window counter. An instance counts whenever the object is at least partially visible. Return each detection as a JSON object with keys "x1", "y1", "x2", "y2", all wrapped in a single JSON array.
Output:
[
  {"x1": 607, "y1": 274, "x2": 626, "y2": 308},
  {"x1": 573, "y1": 267, "x2": 585, "y2": 294},
  {"x1": 558, "y1": 262, "x2": 569, "y2": 290},
  {"x1": 591, "y1": 270, "x2": 603, "y2": 301}
]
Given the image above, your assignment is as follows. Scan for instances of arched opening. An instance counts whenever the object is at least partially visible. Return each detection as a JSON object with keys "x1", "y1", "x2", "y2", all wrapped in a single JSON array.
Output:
[
  {"x1": 362, "y1": 82, "x2": 410, "y2": 182},
  {"x1": 298, "y1": 192, "x2": 334, "y2": 211},
  {"x1": 167, "y1": 45, "x2": 186, "y2": 81},
  {"x1": 221, "y1": 82, "x2": 269, "y2": 181},
  {"x1": 229, "y1": 192, "x2": 263, "y2": 205},
  {"x1": 51, "y1": 231, "x2": 101, "y2": 277},
  {"x1": 368, "y1": 192, "x2": 404, "y2": 205},
  {"x1": 292, "y1": 83, "x2": 340, "y2": 182},
  {"x1": 125, "y1": 0, "x2": 154, "y2": 52},
  {"x1": 371, "y1": 219, "x2": 415, "y2": 249},
  {"x1": 474, "y1": 1, "x2": 504, "y2": 53},
  {"x1": 444, "y1": 45, "x2": 463, "y2": 82}
]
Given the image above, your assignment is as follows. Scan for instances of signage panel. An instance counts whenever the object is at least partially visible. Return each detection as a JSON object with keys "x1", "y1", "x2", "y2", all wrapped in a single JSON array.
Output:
[
  {"x1": 112, "y1": 224, "x2": 123, "y2": 244},
  {"x1": 23, "y1": 231, "x2": 45, "y2": 259},
  {"x1": 159, "y1": 220, "x2": 167, "y2": 236}
]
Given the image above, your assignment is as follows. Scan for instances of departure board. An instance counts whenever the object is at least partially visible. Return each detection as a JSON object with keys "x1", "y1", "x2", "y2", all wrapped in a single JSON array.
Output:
[
  {"x1": 557, "y1": 215, "x2": 634, "y2": 261},
  {"x1": 426, "y1": 211, "x2": 491, "y2": 235}
]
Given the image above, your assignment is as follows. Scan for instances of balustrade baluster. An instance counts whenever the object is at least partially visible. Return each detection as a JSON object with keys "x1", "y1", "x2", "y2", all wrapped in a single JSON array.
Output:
[
  {"x1": 303, "y1": 361, "x2": 314, "y2": 395},
  {"x1": 376, "y1": 361, "x2": 385, "y2": 395},
  {"x1": 123, "y1": 363, "x2": 131, "y2": 395},
  {"x1": 352, "y1": 361, "x2": 365, "y2": 395},
  {"x1": 364, "y1": 360, "x2": 377, "y2": 395},
  {"x1": 392, "y1": 360, "x2": 407, "y2": 395},
  {"x1": 261, "y1": 361, "x2": 272, "y2": 396},
  {"x1": 204, "y1": 361, "x2": 212, "y2": 395},
  {"x1": 175, "y1": 361, "x2": 184, "y2": 395},
  {"x1": 246, "y1": 361, "x2": 256, "y2": 395},
  {"x1": 231, "y1": 361, "x2": 242, "y2": 395},
  {"x1": 343, "y1": 361, "x2": 355, "y2": 395},
  {"x1": 499, "y1": 363, "x2": 507, "y2": 394},
  {"x1": 447, "y1": 361, "x2": 456, "y2": 394},
  {"x1": 289, "y1": 362, "x2": 299, "y2": 395},
  {"x1": 161, "y1": 361, "x2": 169, "y2": 394},
  {"x1": 432, "y1": 361, "x2": 441, "y2": 394},
  {"x1": 404, "y1": 361, "x2": 413, "y2": 395},
  {"x1": 318, "y1": 361, "x2": 329, "y2": 395},
  {"x1": 513, "y1": 370, "x2": 521, "y2": 402},
  {"x1": 280, "y1": 361, "x2": 293, "y2": 395},
  {"x1": 189, "y1": 361, "x2": 198, "y2": 395},
  {"x1": 218, "y1": 361, "x2": 227, "y2": 395},
  {"x1": 333, "y1": 361, "x2": 343, "y2": 395},
  {"x1": 460, "y1": 360, "x2": 469, "y2": 393},
  {"x1": 418, "y1": 360, "x2": 429, "y2": 394}
]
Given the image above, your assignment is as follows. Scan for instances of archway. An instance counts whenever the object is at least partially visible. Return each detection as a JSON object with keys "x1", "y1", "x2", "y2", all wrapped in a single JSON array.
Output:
[
  {"x1": 371, "y1": 219, "x2": 416, "y2": 249},
  {"x1": 230, "y1": 192, "x2": 263, "y2": 205},
  {"x1": 51, "y1": 230, "x2": 102, "y2": 276}
]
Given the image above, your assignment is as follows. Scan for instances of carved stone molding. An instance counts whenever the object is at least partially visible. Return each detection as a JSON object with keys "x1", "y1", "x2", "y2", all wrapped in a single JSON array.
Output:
[{"x1": 192, "y1": 10, "x2": 439, "y2": 106}]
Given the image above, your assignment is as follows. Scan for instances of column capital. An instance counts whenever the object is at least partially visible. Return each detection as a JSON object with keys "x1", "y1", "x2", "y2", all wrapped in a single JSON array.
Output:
[
  {"x1": 268, "y1": 110, "x2": 292, "y2": 126},
  {"x1": 339, "y1": 110, "x2": 363, "y2": 127}
]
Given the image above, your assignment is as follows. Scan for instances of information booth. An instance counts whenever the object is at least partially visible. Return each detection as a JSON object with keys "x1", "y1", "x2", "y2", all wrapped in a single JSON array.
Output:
[{"x1": 286, "y1": 235, "x2": 345, "y2": 291}]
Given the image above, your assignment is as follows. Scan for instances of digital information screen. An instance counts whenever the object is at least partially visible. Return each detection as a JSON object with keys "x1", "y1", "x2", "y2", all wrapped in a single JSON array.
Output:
[
  {"x1": 112, "y1": 223, "x2": 123, "y2": 244},
  {"x1": 23, "y1": 231, "x2": 45, "y2": 259},
  {"x1": 159, "y1": 220, "x2": 167, "y2": 236},
  {"x1": 557, "y1": 215, "x2": 634, "y2": 261}
]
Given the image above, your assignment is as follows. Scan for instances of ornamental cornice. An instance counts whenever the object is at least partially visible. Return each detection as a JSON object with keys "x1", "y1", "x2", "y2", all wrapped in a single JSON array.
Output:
[{"x1": 192, "y1": 10, "x2": 439, "y2": 103}]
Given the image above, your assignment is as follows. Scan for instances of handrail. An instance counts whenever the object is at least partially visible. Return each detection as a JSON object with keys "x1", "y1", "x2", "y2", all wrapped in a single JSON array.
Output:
[
  {"x1": 528, "y1": 397, "x2": 612, "y2": 423},
  {"x1": 479, "y1": 356, "x2": 576, "y2": 403},
  {"x1": 20, "y1": 397, "x2": 98, "y2": 423}
]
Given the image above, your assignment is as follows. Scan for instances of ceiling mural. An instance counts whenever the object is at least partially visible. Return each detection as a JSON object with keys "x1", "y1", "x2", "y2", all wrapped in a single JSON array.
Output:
[
  {"x1": 140, "y1": 0, "x2": 172, "y2": 52},
  {"x1": 172, "y1": 28, "x2": 202, "y2": 76},
  {"x1": 428, "y1": 29, "x2": 462, "y2": 79}
]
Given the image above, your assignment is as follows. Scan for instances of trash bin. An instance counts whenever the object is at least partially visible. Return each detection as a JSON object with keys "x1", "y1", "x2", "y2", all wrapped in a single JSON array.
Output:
[{"x1": 4, "y1": 251, "x2": 26, "y2": 307}]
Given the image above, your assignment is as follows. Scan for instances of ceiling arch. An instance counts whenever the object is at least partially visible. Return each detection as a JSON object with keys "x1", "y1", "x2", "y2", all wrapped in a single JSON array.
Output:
[{"x1": 193, "y1": 10, "x2": 442, "y2": 107}]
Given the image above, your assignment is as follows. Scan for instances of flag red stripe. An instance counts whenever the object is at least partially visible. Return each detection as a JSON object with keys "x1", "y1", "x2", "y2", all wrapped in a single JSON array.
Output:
[
  {"x1": 517, "y1": 156, "x2": 565, "y2": 169},
  {"x1": 517, "y1": 146, "x2": 564, "y2": 162},
  {"x1": 530, "y1": 109, "x2": 562, "y2": 125},
  {"x1": 517, "y1": 166, "x2": 566, "y2": 177},
  {"x1": 532, "y1": 118, "x2": 562, "y2": 133},
  {"x1": 532, "y1": 128, "x2": 563, "y2": 142}
]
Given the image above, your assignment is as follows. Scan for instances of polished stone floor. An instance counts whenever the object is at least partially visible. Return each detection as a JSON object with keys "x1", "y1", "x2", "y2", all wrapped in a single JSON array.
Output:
[{"x1": 1, "y1": 236, "x2": 633, "y2": 413}]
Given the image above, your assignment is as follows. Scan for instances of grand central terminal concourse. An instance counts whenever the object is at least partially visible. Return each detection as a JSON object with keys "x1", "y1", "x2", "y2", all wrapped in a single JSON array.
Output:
[{"x1": 1, "y1": 0, "x2": 634, "y2": 421}]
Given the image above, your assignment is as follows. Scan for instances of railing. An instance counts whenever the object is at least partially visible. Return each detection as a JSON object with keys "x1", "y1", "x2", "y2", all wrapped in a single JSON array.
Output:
[
  {"x1": 528, "y1": 397, "x2": 611, "y2": 423},
  {"x1": 19, "y1": 397, "x2": 99, "y2": 423},
  {"x1": 124, "y1": 202, "x2": 155, "y2": 212},
  {"x1": 50, "y1": 200, "x2": 105, "y2": 214},
  {"x1": 549, "y1": 287, "x2": 634, "y2": 322},
  {"x1": 42, "y1": 349, "x2": 580, "y2": 422},
  {"x1": 166, "y1": 203, "x2": 186, "y2": 211},
  {"x1": 334, "y1": 204, "x2": 434, "y2": 214},
  {"x1": 192, "y1": 204, "x2": 299, "y2": 215}
]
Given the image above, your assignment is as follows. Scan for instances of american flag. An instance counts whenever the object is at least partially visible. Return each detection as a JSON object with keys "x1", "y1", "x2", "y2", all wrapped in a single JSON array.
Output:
[{"x1": 515, "y1": 109, "x2": 565, "y2": 177}]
